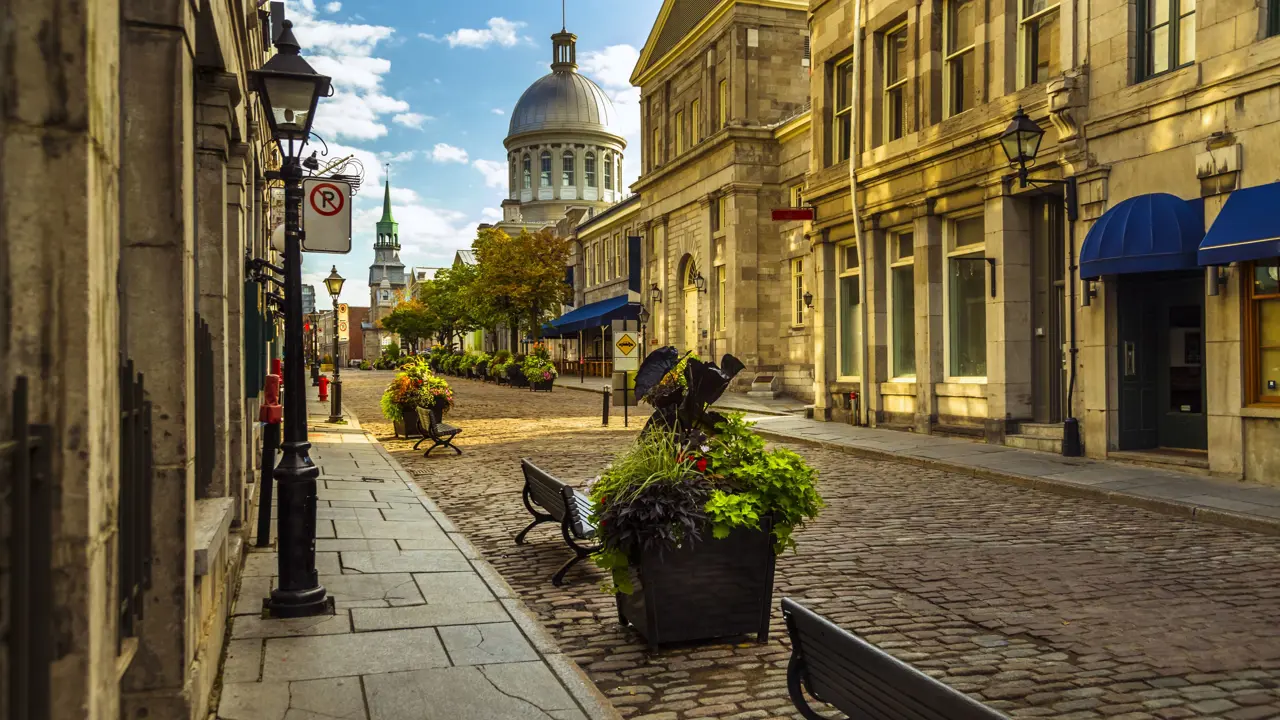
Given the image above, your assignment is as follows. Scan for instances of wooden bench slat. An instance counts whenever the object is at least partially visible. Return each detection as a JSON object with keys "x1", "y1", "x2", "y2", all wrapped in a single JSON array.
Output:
[{"x1": 517, "y1": 459, "x2": 602, "y2": 586}]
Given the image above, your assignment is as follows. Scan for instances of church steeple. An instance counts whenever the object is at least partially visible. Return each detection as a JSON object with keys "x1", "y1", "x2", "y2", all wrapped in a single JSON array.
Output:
[
  {"x1": 375, "y1": 175, "x2": 399, "y2": 251},
  {"x1": 380, "y1": 176, "x2": 395, "y2": 224}
]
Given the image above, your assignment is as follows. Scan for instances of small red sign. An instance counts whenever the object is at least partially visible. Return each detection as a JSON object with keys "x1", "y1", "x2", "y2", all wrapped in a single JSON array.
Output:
[
  {"x1": 308, "y1": 182, "x2": 345, "y2": 217},
  {"x1": 772, "y1": 208, "x2": 815, "y2": 222}
]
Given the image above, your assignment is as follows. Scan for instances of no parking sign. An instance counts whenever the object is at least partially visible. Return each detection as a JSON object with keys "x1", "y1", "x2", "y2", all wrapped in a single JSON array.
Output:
[{"x1": 301, "y1": 178, "x2": 352, "y2": 254}]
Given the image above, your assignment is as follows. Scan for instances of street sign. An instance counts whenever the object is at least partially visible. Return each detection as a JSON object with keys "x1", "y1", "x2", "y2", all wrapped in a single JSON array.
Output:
[
  {"x1": 771, "y1": 207, "x2": 815, "y2": 222},
  {"x1": 301, "y1": 178, "x2": 352, "y2": 253},
  {"x1": 614, "y1": 331, "x2": 639, "y2": 371},
  {"x1": 337, "y1": 303, "x2": 349, "y2": 342}
]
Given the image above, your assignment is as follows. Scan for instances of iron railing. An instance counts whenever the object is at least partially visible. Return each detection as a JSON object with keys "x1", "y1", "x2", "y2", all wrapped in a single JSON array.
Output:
[
  {"x1": 195, "y1": 316, "x2": 214, "y2": 496},
  {"x1": 3, "y1": 377, "x2": 52, "y2": 720},
  {"x1": 117, "y1": 358, "x2": 154, "y2": 650}
]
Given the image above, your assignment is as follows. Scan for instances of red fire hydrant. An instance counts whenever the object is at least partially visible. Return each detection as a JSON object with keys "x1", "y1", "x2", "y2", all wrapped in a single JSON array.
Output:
[{"x1": 318, "y1": 374, "x2": 330, "y2": 402}]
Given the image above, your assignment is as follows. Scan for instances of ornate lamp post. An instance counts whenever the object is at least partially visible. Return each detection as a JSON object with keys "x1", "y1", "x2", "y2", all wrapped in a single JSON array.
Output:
[
  {"x1": 997, "y1": 107, "x2": 1082, "y2": 458},
  {"x1": 324, "y1": 266, "x2": 345, "y2": 423},
  {"x1": 638, "y1": 303, "x2": 651, "y2": 353},
  {"x1": 250, "y1": 19, "x2": 333, "y2": 618}
]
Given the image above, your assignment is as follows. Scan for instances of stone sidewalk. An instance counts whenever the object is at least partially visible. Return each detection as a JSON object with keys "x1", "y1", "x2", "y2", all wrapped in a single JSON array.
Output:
[
  {"x1": 215, "y1": 389, "x2": 618, "y2": 720},
  {"x1": 748, "y1": 414, "x2": 1280, "y2": 536}
]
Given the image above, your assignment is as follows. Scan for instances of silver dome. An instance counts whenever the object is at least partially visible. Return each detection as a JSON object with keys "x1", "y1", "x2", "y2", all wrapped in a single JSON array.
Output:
[{"x1": 507, "y1": 70, "x2": 620, "y2": 140}]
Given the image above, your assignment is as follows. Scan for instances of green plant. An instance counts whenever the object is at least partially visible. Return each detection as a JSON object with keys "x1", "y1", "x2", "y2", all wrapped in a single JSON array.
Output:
[
  {"x1": 380, "y1": 357, "x2": 455, "y2": 422},
  {"x1": 359, "y1": 361, "x2": 371, "y2": 370},
  {"x1": 521, "y1": 354, "x2": 558, "y2": 383}
]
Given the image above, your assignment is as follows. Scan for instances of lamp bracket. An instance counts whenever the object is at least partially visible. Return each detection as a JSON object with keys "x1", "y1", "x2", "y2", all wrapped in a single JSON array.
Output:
[{"x1": 249, "y1": 257, "x2": 285, "y2": 276}]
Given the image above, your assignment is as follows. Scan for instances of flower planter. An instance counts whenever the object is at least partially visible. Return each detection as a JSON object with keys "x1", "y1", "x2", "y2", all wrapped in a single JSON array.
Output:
[
  {"x1": 507, "y1": 368, "x2": 530, "y2": 388},
  {"x1": 531, "y1": 379, "x2": 554, "y2": 392},
  {"x1": 616, "y1": 517, "x2": 776, "y2": 650},
  {"x1": 392, "y1": 403, "x2": 423, "y2": 439}
]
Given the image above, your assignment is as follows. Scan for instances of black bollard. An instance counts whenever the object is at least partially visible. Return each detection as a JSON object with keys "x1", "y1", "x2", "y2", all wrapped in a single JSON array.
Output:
[
  {"x1": 256, "y1": 420, "x2": 281, "y2": 547},
  {"x1": 602, "y1": 385, "x2": 611, "y2": 426}
]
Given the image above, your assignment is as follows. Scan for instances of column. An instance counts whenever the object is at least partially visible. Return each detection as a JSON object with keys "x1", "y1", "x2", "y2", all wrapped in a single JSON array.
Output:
[
  {"x1": 812, "y1": 234, "x2": 837, "y2": 419},
  {"x1": 727, "y1": 190, "x2": 761, "y2": 368},
  {"x1": 913, "y1": 212, "x2": 944, "y2": 433},
  {"x1": 119, "y1": 0, "x2": 197, "y2": 716},
  {"x1": 195, "y1": 72, "x2": 237, "y2": 500},
  {"x1": 226, "y1": 143, "x2": 250, "y2": 525},
  {"x1": 984, "y1": 193, "x2": 1034, "y2": 443}
]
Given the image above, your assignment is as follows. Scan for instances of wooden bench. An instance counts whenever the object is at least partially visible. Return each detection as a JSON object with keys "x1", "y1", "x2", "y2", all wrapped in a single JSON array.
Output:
[
  {"x1": 515, "y1": 459, "x2": 600, "y2": 586},
  {"x1": 781, "y1": 598, "x2": 1009, "y2": 720},
  {"x1": 413, "y1": 405, "x2": 462, "y2": 457}
]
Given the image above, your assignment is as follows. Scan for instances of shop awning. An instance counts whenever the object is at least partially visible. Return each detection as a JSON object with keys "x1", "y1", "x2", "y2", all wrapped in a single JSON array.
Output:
[
  {"x1": 1080, "y1": 193, "x2": 1204, "y2": 279},
  {"x1": 1198, "y1": 182, "x2": 1280, "y2": 266},
  {"x1": 542, "y1": 295, "x2": 638, "y2": 338}
]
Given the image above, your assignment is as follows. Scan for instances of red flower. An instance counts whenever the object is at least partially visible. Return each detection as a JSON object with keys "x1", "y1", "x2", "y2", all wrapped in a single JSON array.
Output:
[{"x1": 696, "y1": 457, "x2": 707, "y2": 473}]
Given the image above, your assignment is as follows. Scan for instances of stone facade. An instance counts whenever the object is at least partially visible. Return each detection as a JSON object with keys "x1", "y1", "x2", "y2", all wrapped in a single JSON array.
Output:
[{"x1": 1, "y1": 1, "x2": 279, "y2": 717}]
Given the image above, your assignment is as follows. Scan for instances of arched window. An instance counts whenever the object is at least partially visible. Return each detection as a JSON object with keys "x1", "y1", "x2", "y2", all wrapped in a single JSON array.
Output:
[
  {"x1": 522, "y1": 154, "x2": 531, "y2": 190},
  {"x1": 540, "y1": 151, "x2": 552, "y2": 187},
  {"x1": 616, "y1": 157, "x2": 623, "y2": 191},
  {"x1": 509, "y1": 157, "x2": 517, "y2": 189},
  {"x1": 585, "y1": 151, "x2": 597, "y2": 187},
  {"x1": 562, "y1": 151, "x2": 575, "y2": 186},
  {"x1": 603, "y1": 153, "x2": 613, "y2": 191}
]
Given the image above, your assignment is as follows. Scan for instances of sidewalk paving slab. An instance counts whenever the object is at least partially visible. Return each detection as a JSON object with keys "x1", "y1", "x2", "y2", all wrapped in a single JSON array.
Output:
[{"x1": 216, "y1": 392, "x2": 620, "y2": 720}]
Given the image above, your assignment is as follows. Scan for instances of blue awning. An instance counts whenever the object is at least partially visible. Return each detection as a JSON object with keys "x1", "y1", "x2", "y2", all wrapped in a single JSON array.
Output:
[
  {"x1": 1199, "y1": 182, "x2": 1280, "y2": 266},
  {"x1": 542, "y1": 295, "x2": 638, "y2": 338},
  {"x1": 1080, "y1": 193, "x2": 1204, "y2": 279}
]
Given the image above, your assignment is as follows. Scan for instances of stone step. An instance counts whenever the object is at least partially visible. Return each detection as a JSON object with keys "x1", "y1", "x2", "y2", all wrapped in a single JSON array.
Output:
[
  {"x1": 1004, "y1": 433, "x2": 1063, "y2": 454},
  {"x1": 1015, "y1": 422, "x2": 1065, "y2": 440}
]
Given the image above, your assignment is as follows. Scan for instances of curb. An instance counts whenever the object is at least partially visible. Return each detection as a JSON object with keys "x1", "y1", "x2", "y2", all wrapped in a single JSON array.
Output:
[{"x1": 755, "y1": 428, "x2": 1280, "y2": 537}]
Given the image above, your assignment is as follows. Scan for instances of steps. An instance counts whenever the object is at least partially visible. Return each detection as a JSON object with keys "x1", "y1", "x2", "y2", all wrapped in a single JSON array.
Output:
[{"x1": 1004, "y1": 422, "x2": 1064, "y2": 453}]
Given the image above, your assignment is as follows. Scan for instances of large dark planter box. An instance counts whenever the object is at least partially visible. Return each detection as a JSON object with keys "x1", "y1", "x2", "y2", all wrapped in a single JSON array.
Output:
[
  {"x1": 475, "y1": 361, "x2": 489, "y2": 378},
  {"x1": 616, "y1": 517, "x2": 775, "y2": 650},
  {"x1": 507, "y1": 368, "x2": 530, "y2": 388},
  {"x1": 392, "y1": 404, "x2": 423, "y2": 438},
  {"x1": 531, "y1": 379, "x2": 554, "y2": 392}
]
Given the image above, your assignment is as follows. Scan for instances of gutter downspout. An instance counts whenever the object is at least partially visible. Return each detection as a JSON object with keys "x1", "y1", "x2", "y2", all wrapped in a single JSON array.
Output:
[{"x1": 849, "y1": 0, "x2": 869, "y2": 425}]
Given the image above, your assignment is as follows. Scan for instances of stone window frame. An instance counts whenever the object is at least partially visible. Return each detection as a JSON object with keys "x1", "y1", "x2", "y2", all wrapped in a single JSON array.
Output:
[
  {"x1": 585, "y1": 244, "x2": 594, "y2": 286},
  {"x1": 718, "y1": 79, "x2": 729, "y2": 129},
  {"x1": 1136, "y1": 0, "x2": 1195, "y2": 81},
  {"x1": 887, "y1": 227, "x2": 918, "y2": 380},
  {"x1": 712, "y1": 195, "x2": 728, "y2": 236},
  {"x1": 944, "y1": 0, "x2": 978, "y2": 117},
  {"x1": 616, "y1": 156, "x2": 623, "y2": 191},
  {"x1": 691, "y1": 98, "x2": 703, "y2": 145},
  {"x1": 675, "y1": 109, "x2": 685, "y2": 154},
  {"x1": 1245, "y1": 258, "x2": 1280, "y2": 405},
  {"x1": 562, "y1": 150, "x2": 576, "y2": 187},
  {"x1": 943, "y1": 213, "x2": 989, "y2": 381},
  {"x1": 596, "y1": 240, "x2": 604, "y2": 285},
  {"x1": 831, "y1": 56, "x2": 855, "y2": 164},
  {"x1": 1018, "y1": 0, "x2": 1062, "y2": 88},
  {"x1": 836, "y1": 240, "x2": 863, "y2": 380},
  {"x1": 585, "y1": 151, "x2": 597, "y2": 188},
  {"x1": 717, "y1": 264, "x2": 727, "y2": 331},
  {"x1": 604, "y1": 151, "x2": 613, "y2": 191},
  {"x1": 883, "y1": 23, "x2": 910, "y2": 144},
  {"x1": 539, "y1": 151, "x2": 552, "y2": 188},
  {"x1": 791, "y1": 256, "x2": 807, "y2": 327}
]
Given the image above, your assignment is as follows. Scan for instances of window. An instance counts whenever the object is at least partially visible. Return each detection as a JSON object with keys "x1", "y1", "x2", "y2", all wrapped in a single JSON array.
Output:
[
  {"x1": 712, "y1": 196, "x2": 727, "y2": 233},
  {"x1": 888, "y1": 231, "x2": 916, "y2": 378},
  {"x1": 1020, "y1": 0, "x2": 1061, "y2": 86},
  {"x1": 945, "y1": 0, "x2": 977, "y2": 116},
  {"x1": 539, "y1": 151, "x2": 551, "y2": 187},
  {"x1": 1139, "y1": 0, "x2": 1195, "y2": 79},
  {"x1": 1271, "y1": 0, "x2": 1280, "y2": 37},
  {"x1": 652, "y1": 126, "x2": 661, "y2": 167},
  {"x1": 595, "y1": 242, "x2": 604, "y2": 285},
  {"x1": 607, "y1": 236, "x2": 616, "y2": 279},
  {"x1": 946, "y1": 216, "x2": 987, "y2": 378},
  {"x1": 509, "y1": 158, "x2": 516, "y2": 189},
  {"x1": 675, "y1": 110, "x2": 685, "y2": 154},
  {"x1": 691, "y1": 99, "x2": 702, "y2": 144},
  {"x1": 833, "y1": 58, "x2": 854, "y2": 162},
  {"x1": 791, "y1": 185, "x2": 804, "y2": 207},
  {"x1": 615, "y1": 235, "x2": 623, "y2": 279},
  {"x1": 1247, "y1": 259, "x2": 1280, "y2": 404},
  {"x1": 791, "y1": 257, "x2": 806, "y2": 326},
  {"x1": 717, "y1": 265, "x2": 727, "y2": 330},
  {"x1": 884, "y1": 25, "x2": 908, "y2": 142},
  {"x1": 585, "y1": 245, "x2": 594, "y2": 286},
  {"x1": 838, "y1": 242, "x2": 862, "y2": 377},
  {"x1": 616, "y1": 157, "x2": 623, "y2": 191},
  {"x1": 585, "y1": 152, "x2": 597, "y2": 187},
  {"x1": 604, "y1": 153, "x2": 613, "y2": 191},
  {"x1": 562, "y1": 151, "x2": 575, "y2": 187},
  {"x1": 718, "y1": 79, "x2": 729, "y2": 129},
  {"x1": 522, "y1": 154, "x2": 531, "y2": 190}
]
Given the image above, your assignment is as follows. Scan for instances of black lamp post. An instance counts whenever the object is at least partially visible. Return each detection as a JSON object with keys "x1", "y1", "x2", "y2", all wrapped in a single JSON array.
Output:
[
  {"x1": 310, "y1": 314, "x2": 321, "y2": 385},
  {"x1": 324, "y1": 266, "x2": 345, "y2": 424},
  {"x1": 998, "y1": 106, "x2": 1083, "y2": 458},
  {"x1": 251, "y1": 19, "x2": 334, "y2": 618},
  {"x1": 638, "y1": 304, "x2": 651, "y2": 352}
]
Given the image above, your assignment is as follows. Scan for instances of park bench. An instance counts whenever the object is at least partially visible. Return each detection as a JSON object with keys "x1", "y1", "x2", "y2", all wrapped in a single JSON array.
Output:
[
  {"x1": 515, "y1": 459, "x2": 600, "y2": 586},
  {"x1": 413, "y1": 405, "x2": 462, "y2": 457},
  {"x1": 781, "y1": 598, "x2": 1009, "y2": 720}
]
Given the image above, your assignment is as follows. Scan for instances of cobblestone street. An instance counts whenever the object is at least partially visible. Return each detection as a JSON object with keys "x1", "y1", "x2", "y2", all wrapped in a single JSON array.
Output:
[{"x1": 341, "y1": 371, "x2": 1280, "y2": 719}]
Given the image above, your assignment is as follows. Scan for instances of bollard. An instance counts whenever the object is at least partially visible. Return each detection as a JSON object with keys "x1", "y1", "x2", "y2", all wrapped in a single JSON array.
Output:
[
  {"x1": 256, "y1": 374, "x2": 283, "y2": 548},
  {"x1": 602, "y1": 384, "x2": 611, "y2": 426}
]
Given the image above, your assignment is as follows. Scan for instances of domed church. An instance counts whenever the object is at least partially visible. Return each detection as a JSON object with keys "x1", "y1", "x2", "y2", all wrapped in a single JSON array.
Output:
[{"x1": 495, "y1": 27, "x2": 627, "y2": 231}]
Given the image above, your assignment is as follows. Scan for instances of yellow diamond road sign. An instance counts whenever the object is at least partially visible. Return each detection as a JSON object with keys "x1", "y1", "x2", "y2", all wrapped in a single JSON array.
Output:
[{"x1": 616, "y1": 334, "x2": 637, "y2": 355}]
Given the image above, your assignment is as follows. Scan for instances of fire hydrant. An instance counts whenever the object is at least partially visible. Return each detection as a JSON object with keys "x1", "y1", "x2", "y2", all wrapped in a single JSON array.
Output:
[{"x1": 318, "y1": 374, "x2": 330, "y2": 402}]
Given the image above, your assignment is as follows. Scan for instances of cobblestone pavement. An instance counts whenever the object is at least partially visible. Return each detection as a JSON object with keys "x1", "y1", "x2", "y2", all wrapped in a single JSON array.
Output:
[{"x1": 342, "y1": 370, "x2": 1280, "y2": 719}]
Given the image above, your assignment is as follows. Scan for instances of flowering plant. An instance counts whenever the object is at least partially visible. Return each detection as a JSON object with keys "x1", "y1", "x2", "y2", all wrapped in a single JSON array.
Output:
[
  {"x1": 379, "y1": 357, "x2": 454, "y2": 422},
  {"x1": 521, "y1": 354, "x2": 558, "y2": 383}
]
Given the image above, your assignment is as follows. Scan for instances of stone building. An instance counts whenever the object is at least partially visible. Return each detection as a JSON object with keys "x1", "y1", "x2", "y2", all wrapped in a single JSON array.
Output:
[
  {"x1": 630, "y1": 0, "x2": 814, "y2": 396},
  {"x1": 802, "y1": 0, "x2": 1280, "y2": 482},
  {"x1": 0, "y1": 0, "x2": 281, "y2": 717},
  {"x1": 364, "y1": 179, "x2": 407, "y2": 360}
]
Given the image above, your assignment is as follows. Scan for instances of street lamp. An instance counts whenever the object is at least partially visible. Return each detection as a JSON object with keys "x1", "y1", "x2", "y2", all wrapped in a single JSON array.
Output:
[
  {"x1": 638, "y1": 304, "x2": 651, "y2": 351},
  {"x1": 250, "y1": 19, "x2": 334, "y2": 618},
  {"x1": 309, "y1": 314, "x2": 321, "y2": 386},
  {"x1": 324, "y1": 266, "x2": 346, "y2": 424},
  {"x1": 803, "y1": 290, "x2": 814, "y2": 309},
  {"x1": 997, "y1": 107, "x2": 1083, "y2": 458}
]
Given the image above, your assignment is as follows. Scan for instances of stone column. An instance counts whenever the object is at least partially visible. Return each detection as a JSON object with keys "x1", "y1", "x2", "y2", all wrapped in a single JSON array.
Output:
[
  {"x1": 984, "y1": 192, "x2": 1034, "y2": 443},
  {"x1": 864, "y1": 226, "x2": 888, "y2": 420},
  {"x1": 226, "y1": 143, "x2": 250, "y2": 525},
  {"x1": 119, "y1": 1, "x2": 197, "y2": 717},
  {"x1": 913, "y1": 212, "x2": 944, "y2": 433},
  {"x1": 812, "y1": 233, "x2": 838, "y2": 419},
  {"x1": 195, "y1": 72, "x2": 238, "y2": 501},
  {"x1": 726, "y1": 190, "x2": 762, "y2": 368}
]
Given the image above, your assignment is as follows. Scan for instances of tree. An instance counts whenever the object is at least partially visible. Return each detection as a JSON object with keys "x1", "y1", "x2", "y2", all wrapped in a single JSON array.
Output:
[
  {"x1": 378, "y1": 298, "x2": 434, "y2": 350},
  {"x1": 418, "y1": 263, "x2": 479, "y2": 349},
  {"x1": 471, "y1": 227, "x2": 571, "y2": 347}
]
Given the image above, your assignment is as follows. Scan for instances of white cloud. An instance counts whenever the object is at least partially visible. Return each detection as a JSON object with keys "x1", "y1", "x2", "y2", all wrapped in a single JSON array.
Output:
[
  {"x1": 431, "y1": 143, "x2": 470, "y2": 164},
  {"x1": 379, "y1": 150, "x2": 416, "y2": 163},
  {"x1": 579, "y1": 45, "x2": 640, "y2": 90},
  {"x1": 471, "y1": 159, "x2": 508, "y2": 189},
  {"x1": 423, "y1": 18, "x2": 525, "y2": 49},
  {"x1": 480, "y1": 207, "x2": 503, "y2": 222},
  {"x1": 324, "y1": 1, "x2": 341, "y2": 11},
  {"x1": 579, "y1": 44, "x2": 642, "y2": 190},
  {"x1": 491, "y1": 108, "x2": 505, "y2": 115},
  {"x1": 392, "y1": 112, "x2": 430, "y2": 129}
]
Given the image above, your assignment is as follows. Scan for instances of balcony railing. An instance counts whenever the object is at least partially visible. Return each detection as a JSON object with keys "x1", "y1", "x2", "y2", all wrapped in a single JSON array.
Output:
[
  {"x1": 3, "y1": 377, "x2": 52, "y2": 720},
  {"x1": 117, "y1": 358, "x2": 154, "y2": 649}
]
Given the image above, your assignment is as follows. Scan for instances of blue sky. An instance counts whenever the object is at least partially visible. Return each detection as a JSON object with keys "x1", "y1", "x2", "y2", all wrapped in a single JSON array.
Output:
[{"x1": 290, "y1": 0, "x2": 663, "y2": 307}]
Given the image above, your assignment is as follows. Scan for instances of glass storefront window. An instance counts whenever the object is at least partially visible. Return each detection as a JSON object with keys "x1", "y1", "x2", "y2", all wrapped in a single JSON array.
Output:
[
  {"x1": 1250, "y1": 259, "x2": 1280, "y2": 403},
  {"x1": 892, "y1": 264, "x2": 916, "y2": 377},
  {"x1": 839, "y1": 274, "x2": 862, "y2": 377},
  {"x1": 947, "y1": 216, "x2": 987, "y2": 378}
]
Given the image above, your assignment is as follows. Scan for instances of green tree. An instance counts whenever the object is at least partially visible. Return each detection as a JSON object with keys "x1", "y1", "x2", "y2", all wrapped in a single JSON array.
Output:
[
  {"x1": 471, "y1": 227, "x2": 571, "y2": 346},
  {"x1": 378, "y1": 298, "x2": 434, "y2": 350},
  {"x1": 418, "y1": 263, "x2": 479, "y2": 349}
]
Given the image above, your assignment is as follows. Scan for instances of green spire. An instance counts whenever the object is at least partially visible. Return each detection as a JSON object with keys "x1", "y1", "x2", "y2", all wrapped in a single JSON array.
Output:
[{"x1": 380, "y1": 177, "x2": 395, "y2": 224}]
